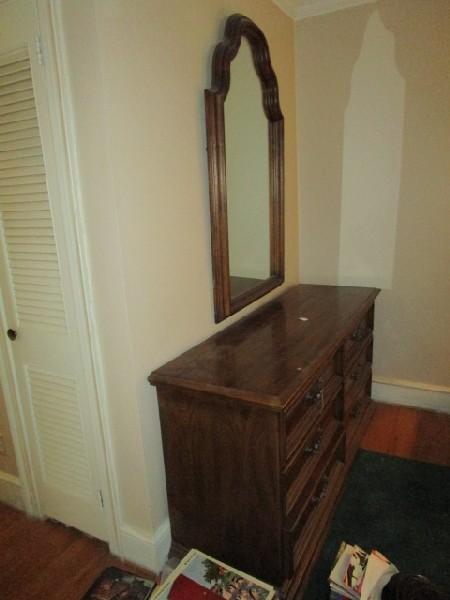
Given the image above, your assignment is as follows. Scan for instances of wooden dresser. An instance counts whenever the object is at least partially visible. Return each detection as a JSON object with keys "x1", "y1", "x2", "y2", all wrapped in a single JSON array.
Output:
[{"x1": 149, "y1": 284, "x2": 380, "y2": 598}]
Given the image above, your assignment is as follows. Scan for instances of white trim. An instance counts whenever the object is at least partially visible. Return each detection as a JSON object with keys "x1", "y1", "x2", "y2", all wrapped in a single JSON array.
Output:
[
  {"x1": 0, "y1": 470, "x2": 24, "y2": 510},
  {"x1": 272, "y1": 0, "x2": 299, "y2": 20},
  {"x1": 119, "y1": 519, "x2": 171, "y2": 574},
  {"x1": 372, "y1": 377, "x2": 450, "y2": 414},
  {"x1": 37, "y1": 0, "x2": 122, "y2": 553},
  {"x1": 297, "y1": 0, "x2": 376, "y2": 19},
  {"x1": 0, "y1": 0, "x2": 118, "y2": 540}
]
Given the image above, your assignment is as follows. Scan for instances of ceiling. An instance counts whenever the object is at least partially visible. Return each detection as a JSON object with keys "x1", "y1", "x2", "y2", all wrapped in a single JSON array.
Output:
[{"x1": 273, "y1": 0, "x2": 375, "y2": 19}]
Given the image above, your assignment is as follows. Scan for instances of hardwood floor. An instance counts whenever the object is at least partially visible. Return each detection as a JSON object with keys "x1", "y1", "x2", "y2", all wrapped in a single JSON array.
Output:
[
  {"x1": 0, "y1": 403, "x2": 449, "y2": 599},
  {"x1": 0, "y1": 503, "x2": 156, "y2": 600},
  {"x1": 361, "y1": 402, "x2": 450, "y2": 467}
]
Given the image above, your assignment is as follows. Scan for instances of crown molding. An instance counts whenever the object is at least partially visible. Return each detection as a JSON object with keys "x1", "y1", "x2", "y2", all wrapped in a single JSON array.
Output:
[
  {"x1": 273, "y1": 0, "x2": 376, "y2": 20},
  {"x1": 272, "y1": 0, "x2": 300, "y2": 20},
  {"x1": 297, "y1": 0, "x2": 376, "y2": 19}
]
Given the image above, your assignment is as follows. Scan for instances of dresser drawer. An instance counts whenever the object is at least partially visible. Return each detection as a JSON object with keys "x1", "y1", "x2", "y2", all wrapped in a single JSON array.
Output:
[
  {"x1": 342, "y1": 311, "x2": 373, "y2": 374},
  {"x1": 286, "y1": 360, "x2": 342, "y2": 459},
  {"x1": 285, "y1": 417, "x2": 343, "y2": 515},
  {"x1": 291, "y1": 449, "x2": 345, "y2": 581},
  {"x1": 344, "y1": 361, "x2": 372, "y2": 406},
  {"x1": 284, "y1": 395, "x2": 336, "y2": 479},
  {"x1": 285, "y1": 428, "x2": 345, "y2": 535},
  {"x1": 284, "y1": 432, "x2": 346, "y2": 574}
]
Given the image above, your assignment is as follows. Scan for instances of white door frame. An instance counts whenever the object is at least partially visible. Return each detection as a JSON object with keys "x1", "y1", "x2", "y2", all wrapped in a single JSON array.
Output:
[{"x1": 0, "y1": 0, "x2": 121, "y2": 556}]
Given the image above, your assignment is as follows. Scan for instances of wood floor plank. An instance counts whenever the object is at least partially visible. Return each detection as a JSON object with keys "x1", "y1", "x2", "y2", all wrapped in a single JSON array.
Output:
[
  {"x1": 361, "y1": 402, "x2": 450, "y2": 467},
  {"x1": 0, "y1": 504, "x2": 155, "y2": 600},
  {"x1": 415, "y1": 409, "x2": 450, "y2": 465}
]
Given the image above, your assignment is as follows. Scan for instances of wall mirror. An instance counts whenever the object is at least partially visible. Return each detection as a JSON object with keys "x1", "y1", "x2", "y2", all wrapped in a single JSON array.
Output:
[{"x1": 205, "y1": 14, "x2": 285, "y2": 323}]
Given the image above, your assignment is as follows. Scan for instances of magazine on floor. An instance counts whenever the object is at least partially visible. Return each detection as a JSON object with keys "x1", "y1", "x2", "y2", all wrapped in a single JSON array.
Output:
[
  {"x1": 329, "y1": 542, "x2": 398, "y2": 600},
  {"x1": 83, "y1": 566, "x2": 155, "y2": 600},
  {"x1": 152, "y1": 548, "x2": 276, "y2": 600}
]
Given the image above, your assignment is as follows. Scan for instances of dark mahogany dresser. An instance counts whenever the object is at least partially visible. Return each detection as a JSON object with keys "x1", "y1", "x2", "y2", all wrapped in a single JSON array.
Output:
[{"x1": 149, "y1": 284, "x2": 380, "y2": 598}]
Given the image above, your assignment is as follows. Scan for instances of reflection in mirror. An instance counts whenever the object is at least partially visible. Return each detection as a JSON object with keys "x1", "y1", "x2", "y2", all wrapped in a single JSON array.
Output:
[{"x1": 225, "y1": 39, "x2": 270, "y2": 298}]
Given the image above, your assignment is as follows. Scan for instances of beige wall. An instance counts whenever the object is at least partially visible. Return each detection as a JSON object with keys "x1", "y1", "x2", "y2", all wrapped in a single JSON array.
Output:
[
  {"x1": 59, "y1": 0, "x2": 298, "y2": 556},
  {"x1": 0, "y1": 380, "x2": 22, "y2": 510},
  {"x1": 297, "y1": 1, "x2": 450, "y2": 395},
  {"x1": 0, "y1": 381, "x2": 18, "y2": 476}
]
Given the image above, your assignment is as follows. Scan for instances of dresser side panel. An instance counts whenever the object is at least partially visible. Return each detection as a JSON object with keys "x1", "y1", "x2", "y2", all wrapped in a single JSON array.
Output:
[{"x1": 157, "y1": 386, "x2": 284, "y2": 584}]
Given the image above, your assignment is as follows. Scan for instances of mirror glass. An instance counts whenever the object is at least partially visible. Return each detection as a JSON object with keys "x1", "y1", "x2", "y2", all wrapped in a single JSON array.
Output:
[{"x1": 225, "y1": 39, "x2": 270, "y2": 299}]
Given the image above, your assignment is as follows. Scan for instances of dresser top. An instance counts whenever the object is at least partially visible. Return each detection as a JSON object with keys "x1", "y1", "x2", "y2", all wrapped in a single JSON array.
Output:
[{"x1": 149, "y1": 284, "x2": 379, "y2": 408}]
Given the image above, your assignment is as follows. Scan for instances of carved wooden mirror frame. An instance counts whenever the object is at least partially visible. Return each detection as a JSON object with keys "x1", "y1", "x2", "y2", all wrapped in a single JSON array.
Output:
[{"x1": 205, "y1": 14, "x2": 285, "y2": 323}]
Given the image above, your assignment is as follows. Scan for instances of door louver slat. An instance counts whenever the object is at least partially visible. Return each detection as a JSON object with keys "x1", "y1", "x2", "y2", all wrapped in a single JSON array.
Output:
[
  {"x1": 0, "y1": 108, "x2": 38, "y2": 126},
  {"x1": 0, "y1": 99, "x2": 36, "y2": 116},
  {"x1": 0, "y1": 49, "x2": 67, "y2": 331},
  {"x1": 27, "y1": 366, "x2": 92, "y2": 497}
]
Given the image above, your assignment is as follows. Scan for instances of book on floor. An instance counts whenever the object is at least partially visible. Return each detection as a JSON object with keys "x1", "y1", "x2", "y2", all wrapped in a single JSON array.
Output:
[
  {"x1": 152, "y1": 548, "x2": 276, "y2": 600},
  {"x1": 329, "y1": 542, "x2": 398, "y2": 600},
  {"x1": 82, "y1": 566, "x2": 156, "y2": 600}
]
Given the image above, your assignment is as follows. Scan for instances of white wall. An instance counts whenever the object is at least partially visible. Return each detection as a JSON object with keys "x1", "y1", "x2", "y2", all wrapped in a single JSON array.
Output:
[
  {"x1": 296, "y1": 0, "x2": 450, "y2": 411},
  {"x1": 338, "y1": 11, "x2": 405, "y2": 290},
  {"x1": 58, "y1": 0, "x2": 298, "y2": 569}
]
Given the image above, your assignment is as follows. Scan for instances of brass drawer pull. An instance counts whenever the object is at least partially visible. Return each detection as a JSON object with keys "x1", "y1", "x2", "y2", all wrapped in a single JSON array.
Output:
[
  {"x1": 305, "y1": 377, "x2": 325, "y2": 410},
  {"x1": 351, "y1": 398, "x2": 364, "y2": 418},
  {"x1": 311, "y1": 475, "x2": 329, "y2": 505},
  {"x1": 351, "y1": 324, "x2": 368, "y2": 341},
  {"x1": 303, "y1": 429, "x2": 324, "y2": 456},
  {"x1": 350, "y1": 363, "x2": 365, "y2": 381}
]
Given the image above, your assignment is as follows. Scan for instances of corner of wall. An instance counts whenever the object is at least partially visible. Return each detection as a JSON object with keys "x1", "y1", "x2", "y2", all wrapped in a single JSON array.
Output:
[
  {"x1": 0, "y1": 471, "x2": 24, "y2": 511},
  {"x1": 118, "y1": 518, "x2": 171, "y2": 574}
]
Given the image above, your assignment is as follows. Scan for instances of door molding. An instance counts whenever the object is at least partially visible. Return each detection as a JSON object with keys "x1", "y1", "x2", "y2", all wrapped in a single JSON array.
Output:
[
  {"x1": 36, "y1": 0, "x2": 121, "y2": 554},
  {"x1": 0, "y1": 0, "x2": 120, "y2": 554},
  {"x1": 0, "y1": 308, "x2": 39, "y2": 515}
]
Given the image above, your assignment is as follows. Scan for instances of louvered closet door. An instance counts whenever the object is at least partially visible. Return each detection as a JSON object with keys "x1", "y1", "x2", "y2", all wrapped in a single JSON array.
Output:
[
  {"x1": 0, "y1": 10, "x2": 107, "y2": 542},
  {"x1": 0, "y1": 51, "x2": 66, "y2": 332}
]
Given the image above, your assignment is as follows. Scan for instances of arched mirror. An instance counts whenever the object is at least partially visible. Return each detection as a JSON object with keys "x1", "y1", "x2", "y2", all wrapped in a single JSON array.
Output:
[{"x1": 205, "y1": 14, "x2": 284, "y2": 323}]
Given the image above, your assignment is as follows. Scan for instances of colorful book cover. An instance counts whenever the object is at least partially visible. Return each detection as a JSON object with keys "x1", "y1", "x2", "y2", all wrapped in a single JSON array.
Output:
[
  {"x1": 82, "y1": 566, "x2": 155, "y2": 600},
  {"x1": 344, "y1": 545, "x2": 369, "y2": 595},
  {"x1": 152, "y1": 549, "x2": 276, "y2": 600},
  {"x1": 329, "y1": 543, "x2": 361, "y2": 600},
  {"x1": 360, "y1": 550, "x2": 398, "y2": 600},
  {"x1": 329, "y1": 542, "x2": 398, "y2": 600}
]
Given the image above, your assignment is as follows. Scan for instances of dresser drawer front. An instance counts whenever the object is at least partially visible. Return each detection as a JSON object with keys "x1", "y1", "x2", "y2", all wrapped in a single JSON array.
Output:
[
  {"x1": 342, "y1": 310, "x2": 374, "y2": 374},
  {"x1": 291, "y1": 451, "x2": 345, "y2": 578},
  {"x1": 344, "y1": 341, "x2": 372, "y2": 405},
  {"x1": 286, "y1": 359, "x2": 342, "y2": 459},
  {"x1": 285, "y1": 418, "x2": 343, "y2": 515},
  {"x1": 344, "y1": 338, "x2": 372, "y2": 410},
  {"x1": 283, "y1": 432, "x2": 346, "y2": 577}
]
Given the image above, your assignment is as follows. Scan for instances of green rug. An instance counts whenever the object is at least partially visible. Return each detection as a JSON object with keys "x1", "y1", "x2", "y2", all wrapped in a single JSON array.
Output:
[{"x1": 303, "y1": 450, "x2": 450, "y2": 599}]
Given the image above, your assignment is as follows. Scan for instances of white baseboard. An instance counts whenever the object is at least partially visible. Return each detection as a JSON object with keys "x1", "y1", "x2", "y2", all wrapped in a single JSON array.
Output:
[
  {"x1": 0, "y1": 471, "x2": 24, "y2": 510},
  {"x1": 118, "y1": 519, "x2": 171, "y2": 574},
  {"x1": 372, "y1": 377, "x2": 450, "y2": 414}
]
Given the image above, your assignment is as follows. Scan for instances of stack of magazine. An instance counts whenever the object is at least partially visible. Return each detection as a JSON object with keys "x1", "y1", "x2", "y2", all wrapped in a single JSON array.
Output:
[
  {"x1": 329, "y1": 542, "x2": 398, "y2": 600},
  {"x1": 152, "y1": 549, "x2": 276, "y2": 600}
]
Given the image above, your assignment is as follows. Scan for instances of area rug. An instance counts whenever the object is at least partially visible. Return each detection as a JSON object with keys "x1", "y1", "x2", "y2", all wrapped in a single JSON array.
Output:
[
  {"x1": 303, "y1": 450, "x2": 450, "y2": 599},
  {"x1": 82, "y1": 566, "x2": 156, "y2": 599}
]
